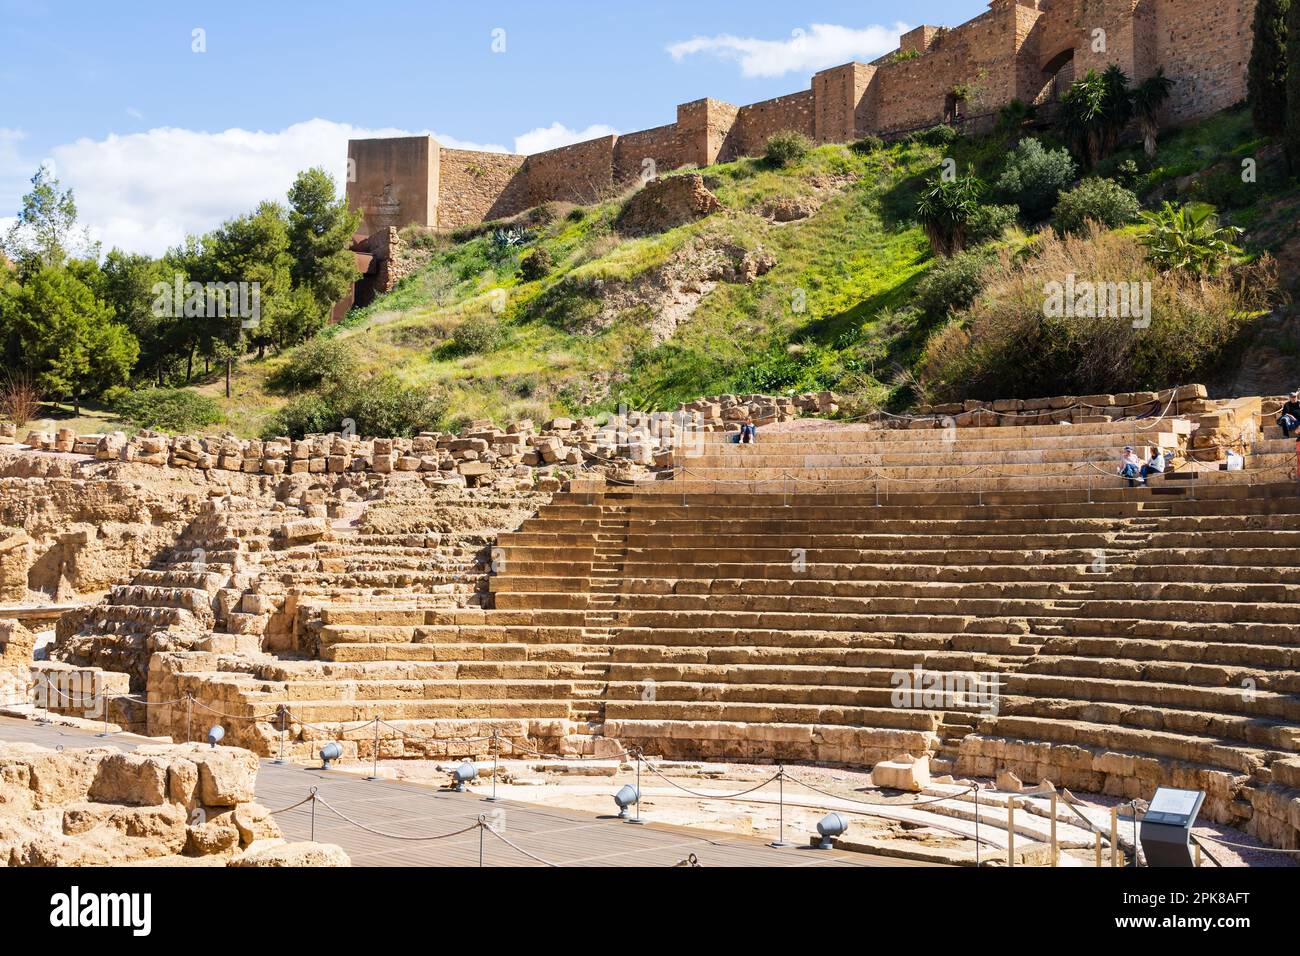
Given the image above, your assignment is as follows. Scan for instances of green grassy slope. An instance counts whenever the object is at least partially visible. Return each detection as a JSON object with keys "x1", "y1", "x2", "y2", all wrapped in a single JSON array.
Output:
[{"x1": 176, "y1": 106, "x2": 1298, "y2": 438}]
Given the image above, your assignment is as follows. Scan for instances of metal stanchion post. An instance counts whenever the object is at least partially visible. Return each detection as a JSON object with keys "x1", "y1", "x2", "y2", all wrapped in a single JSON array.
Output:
[
  {"x1": 629, "y1": 750, "x2": 645, "y2": 824},
  {"x1": 1130, "y1": 799, "x2": 1139, "y2": 867},
  {"x1": 1110, "y1": 805, "x2": 1120, "y2": 867},
  {"x1": 1050, "y1": 792, "x2": 1059, "y2": 867},
  {"x1": 484, "y1": 730, "x2": 499, "y2": 802},
  {"x1": 273, "y1": 704, "x2": 287, "y2": 765},
  {"x1": 768, "y1": 767, "x2": 790, "y2": 848},
  {"x1": 310, "y1": 787, "x2": 317, "y2": 842},
  {"x1": 478, "y1": 816, "x2": 486, "y2": 867},
  {"x1": 367, "y1": 717, "x2": 379, "y2": 781},
  {"x1": 96, "y1": 694, "x2": 112, "y2": 738},
  {"x1": 186, "y1": 694, "x2": 193, "y2": 743},
  {"x1": 1007, "y1": 797, "x2": 1016, "y2": 867}
]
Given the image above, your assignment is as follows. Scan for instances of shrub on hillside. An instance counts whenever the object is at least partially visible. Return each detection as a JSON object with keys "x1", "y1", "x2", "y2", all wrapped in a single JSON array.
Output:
[
  {"x1": 915, "y1": 226, "x2": 1275, "y2": 402},
  {"x1": 914, "y1": 248, "x2": 996, "y2": 322},
  {"x1": 267, "y1": 337, "x2": 359, "y2": 393},
  {"x1": 262, "y1": 373, "x2": 447, "y2": 440},
  {"x1": 1052, "y1": 177, "x2": 1142, "y2": 234},
  {"x1": 967, "y1": 203, "x2": 1020, "y2": 245},
  {"x1": 764, "y1": 131, "x2": 812, "y2": 168},
  {"x1": 443, "y1": 315, "x2": 504, "y2": 356},
  {"x1": 850, "y1": 135, "x2": 885, "y2": 154},
  {"x1": 915, "y1": 173, "x2": 987, "y2": 256},
  {"x1": 518, "y1": 247, "x2": 554, "y2": 281},
  {"x1": 909, "y1": 125, "x2": 958, "y2": 147},
  {"x1": 1138, "y1": 202, "x2": 1244, "y2": 276},
  {"x1": 993, "y1": 138, "x2": 1077, "y2": 222},
  {"x1": 108, "y1": 387, "x2": 223, "y2": 432}
]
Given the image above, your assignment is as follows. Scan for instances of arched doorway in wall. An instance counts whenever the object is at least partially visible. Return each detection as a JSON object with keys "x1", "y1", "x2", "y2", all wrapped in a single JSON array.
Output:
[
  {"x1": 944, "y1": 91, "x2": 966, "y2": 125},
  {"x1": 1040, "y1": 48, "x2": 1076, "y2": 103}
]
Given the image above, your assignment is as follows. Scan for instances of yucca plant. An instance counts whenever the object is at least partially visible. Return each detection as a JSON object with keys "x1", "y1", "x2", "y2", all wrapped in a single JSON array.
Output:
[
  {"x1": 1099, "y1": 65, "x2": 1134, "y2": 158},
  {"x1": 1057, "y1": 67, "x2": 1136, "y2": 168},
  {"x1": 915, "y1": 173, "x2": 986, "y2": 257},
  {"x1": 1057, "y1": 69, "x2": 1108, "y2": 168},
  {"x1": 1131, "y1": 69, "x2": 1175, "y2": 158},
  {"x1": 1138, "y1": 202, "x2": 1244, "y2": 275}
]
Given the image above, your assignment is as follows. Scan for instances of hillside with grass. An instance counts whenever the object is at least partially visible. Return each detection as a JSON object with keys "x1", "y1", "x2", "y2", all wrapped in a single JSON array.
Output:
[
  {"x1": 35, "y1": 103, "x2": 1300, "y2": 441},
  {"x1": 242, "y1": 108, "x2": 1296, "y2": 436}
]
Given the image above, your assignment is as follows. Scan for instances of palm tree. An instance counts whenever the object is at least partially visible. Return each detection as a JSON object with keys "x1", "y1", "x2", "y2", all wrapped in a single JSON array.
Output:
[
  {"x1": 915, "y1": 173, "x2": 986, "y2": 256},
  {"x1": 1057, "y1": 70, "x2": 1108, "y2": 168},
  {"x1": 1099, "y1": 65, "x2": 1134, "y2": 159},
  {"x1": 1132, "y1": 69, "x2": 1175, "y2": 158}
]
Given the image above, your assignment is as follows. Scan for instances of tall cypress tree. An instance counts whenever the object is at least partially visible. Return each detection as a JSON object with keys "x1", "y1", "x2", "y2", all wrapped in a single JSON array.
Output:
[
  {"x1": 1251, "y1": 0, "x2": 1291, "y2": 135},
  {"x1": 1288, "y1": 0, "x2": 1300, "y2": 169}
]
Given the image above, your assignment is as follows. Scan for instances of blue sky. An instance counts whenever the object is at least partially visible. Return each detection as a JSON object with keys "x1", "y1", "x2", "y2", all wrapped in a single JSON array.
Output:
[{"x1": 1, "y1": 0, "x2": 986, "y2": 255}]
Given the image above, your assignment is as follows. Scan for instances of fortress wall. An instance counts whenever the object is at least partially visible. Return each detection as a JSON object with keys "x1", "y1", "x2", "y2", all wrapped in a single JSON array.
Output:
[
  {"x1": 732, "y1": 90, "x2": 815, "y2": 157},
  {"x1": 346, "y1": 135, "x2": 437, "y2": 238},
  {"x1": 813, "y1": 63, "x2": 878, "y2": 143},
  {"x1": 524, "y1": 135, "x2": 617, "y2": 206},
  {"x1": 873, "y1": 3, "x2": 1035, "y2": 134},
  {"x1": 677, "y1": 98, "x2": 743, "y2": 167},
  {"x1": 1152, "y1": 0, "x2": 1256, "y2": 124},
  {"x1": 613, "y1": 122, "x2": 691, "y2": 185},
  {"x1": 344, "y1": 0, "x2": 1259, "y2": 244},
  {"x1": 437, "y1": 148, "x2": 528, "y2": 229}
]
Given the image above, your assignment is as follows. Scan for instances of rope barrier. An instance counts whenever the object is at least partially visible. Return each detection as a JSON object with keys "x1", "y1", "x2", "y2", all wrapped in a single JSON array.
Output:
[
  {"x1": 482, "y1": 818, "x2": 560, "y2": 867},
  {"x1": 783, "y1": 770, "x2": 978, "y2": 810},
  {"x1": 638, "y1": 758, "x2": 783, "y2": 799},
  {"x1": 264, "y1": 791, "x2": 319, "y2": 816},
  {"x1": 313, "y1": 793, "x2": 484, "y2": 842},
  {"x1": 1191, "y1": 833, "x2": 1300, "y2": 854}
]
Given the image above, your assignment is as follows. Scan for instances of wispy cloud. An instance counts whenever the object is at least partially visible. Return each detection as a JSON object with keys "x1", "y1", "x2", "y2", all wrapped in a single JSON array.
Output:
[
  {"x1": 514, "y1": 122, "x2": 620, "y2": 156},
  {"x1": 667, "y1": 22, "x2": 909, "y2": 78},
  {"x1": 0, "y1": 120, "x2": 508, "y2": 257}
]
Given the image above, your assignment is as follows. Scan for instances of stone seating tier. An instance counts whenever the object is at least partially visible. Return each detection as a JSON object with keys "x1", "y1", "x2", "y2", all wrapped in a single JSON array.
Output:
[{"x1": 145, "y1": 417, "x2": 1300, "y2": 843}]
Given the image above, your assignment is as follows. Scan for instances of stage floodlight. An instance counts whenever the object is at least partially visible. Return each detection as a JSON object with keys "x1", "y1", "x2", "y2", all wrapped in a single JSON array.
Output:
[
  {"x1": 320, "y1": 741, "x2": 343, "y2": 769},
  {"x1": 815, "y1": 812, "x2": 848, "y2": 849}
]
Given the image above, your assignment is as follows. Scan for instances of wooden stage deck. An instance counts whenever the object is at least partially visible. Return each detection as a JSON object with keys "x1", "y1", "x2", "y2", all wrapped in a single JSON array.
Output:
[{"x1": 0, "y1": 718, "x2": 935, "y2": 867}]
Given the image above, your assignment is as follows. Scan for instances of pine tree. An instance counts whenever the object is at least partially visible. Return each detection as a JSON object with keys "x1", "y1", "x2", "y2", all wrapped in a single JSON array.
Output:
[{"x1": 1250, "y1": 0, "x2": 1291, "y2": 135}]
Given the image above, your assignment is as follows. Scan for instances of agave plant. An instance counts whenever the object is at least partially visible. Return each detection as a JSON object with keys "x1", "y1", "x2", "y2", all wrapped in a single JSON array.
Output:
[
  {"x1": 915, "y1": 173, "x2": 986, "y2": 257},
  {"x1": 1131, "y1": 69, "x2": 1175, "y2": 158},
  {"x1": 1138, "y1": 202, "x2": 1244, "y2": 275}
]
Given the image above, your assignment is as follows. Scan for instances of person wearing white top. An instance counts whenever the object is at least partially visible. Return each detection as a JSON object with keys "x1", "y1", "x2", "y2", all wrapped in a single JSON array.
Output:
[
  {"x1": 1118, "y1": 446, "x2": 1144, "y2": 487},
  {"x1": 1141, "y1": 445, "x2": 1166, "y2": 481}
]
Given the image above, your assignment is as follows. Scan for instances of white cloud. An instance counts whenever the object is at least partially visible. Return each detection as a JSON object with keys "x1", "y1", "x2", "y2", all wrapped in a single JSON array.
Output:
[
  {"x1": 125, "y1": 107, "x2": 144, "y2": 120},
  {"x1": 667, "y1": 22, "x2": 909, "y2": 78},
  {"x1": 514, "y1": 122, "x2": 620, "y2": 156},
  {"x1": 6, "y1": 120, "x2": 509, "y2": 257}
]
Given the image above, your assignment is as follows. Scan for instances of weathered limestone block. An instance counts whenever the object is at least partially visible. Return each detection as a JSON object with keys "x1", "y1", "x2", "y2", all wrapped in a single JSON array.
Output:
[
  {"x1": 230, "y1": 840, "x2": 351, "y2": 867},
  {"x1": 88, "y1": 752, "x2": 169, "y2": 806},
  {"x1": 0, "y1": 527, "x2": 32, "y2": 601},
  {"x1": 871, "y1": 755, "x2": 931, "y2": 792}
]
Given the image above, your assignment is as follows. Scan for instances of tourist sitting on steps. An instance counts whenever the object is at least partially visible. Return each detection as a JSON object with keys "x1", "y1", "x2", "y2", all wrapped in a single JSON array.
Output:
[
  {"x1": 1141, "y1": 445, "x2": 1167, "y2": 482},
  {"x1": 1119, "y1": 446, "x2": 1144, "y2": 487},
  {"x1": 736, "y1": 419, "x2": 757, "y2": 444},
  {"x1": 1278, "y1": 391, "x2": 1300, "y2": 439}
]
